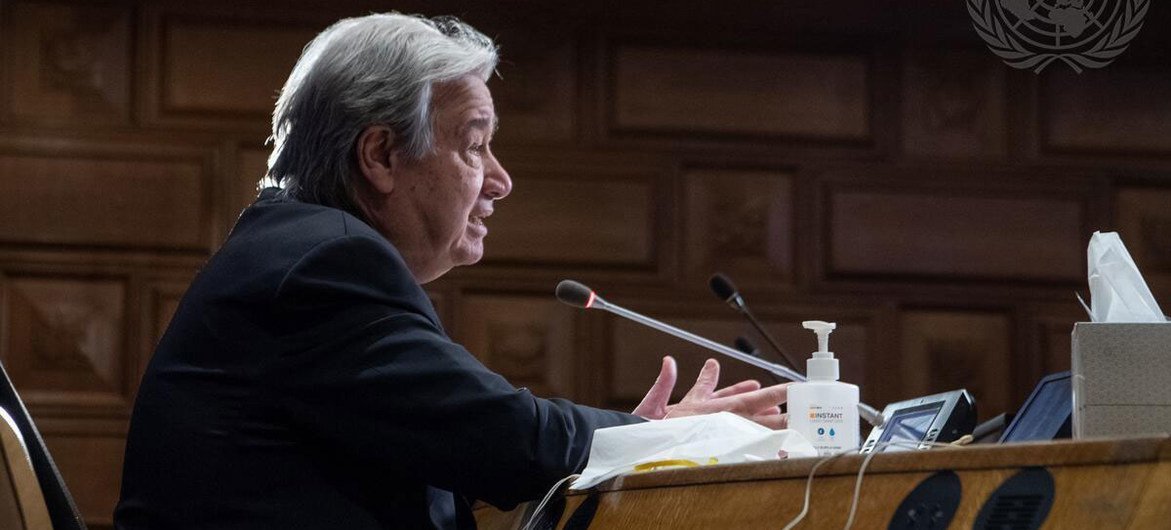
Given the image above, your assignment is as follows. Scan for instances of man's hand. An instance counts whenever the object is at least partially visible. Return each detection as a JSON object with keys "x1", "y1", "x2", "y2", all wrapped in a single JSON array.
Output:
[{"x1": 632, "y1": 356, "x2": 788, "y2": 429}]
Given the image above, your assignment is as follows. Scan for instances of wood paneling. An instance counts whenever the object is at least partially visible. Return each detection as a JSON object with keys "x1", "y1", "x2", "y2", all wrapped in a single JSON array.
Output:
[
  {"x1": 901, "y1": 50, "x2": 1006, "y2": 158},
  {"x1": 610, "y1": 45, "x2": 870, "y2": 142},
  {"x1": 683, "y1": 169, "x2": 795, "y2": 284},
  {"x1": 235, "y1": 146, "x2": 269, "y2": 220},
  {"x1": 0, "y1": 150, "x2": 211, "y2": 251},
  {"x1": 162, "y1": 20, "x2": 315, "y2": 113},
  {"x1": 1028, "y1": 306, "x2": 1084, "y2": 375},
  {"x1": 491, "y1": 32, "x2": 577, "y2": 144},
  {"x1": 2, "y1": 2, "x2": 131, "y2": 125},
  {"x1": 827, "y1": 183, "x2": 1086, "y2": 282},
  {"x1": 1, "y1": 276, "x2": 128, "y2": 412},
  {"x1": 484, "y1": 169, "x2": 658, "y2": 269},
  {"x1": 455, "y1": 294, "x2": 577, "y2": 398},
  {"x1": 900, "y1": 310, "x2": 1013, "y2": 421},
  {"x1": 607, "y1": 309, "x2": 870, "y2": 406},
  {"x1": 1115, "y1": 188, "x2": 1171, "y2": 302},
  {"x1": 42, "y1": 431, "x2": 126, "y2": 528},
  {"x1": 1042, "y1": 66, "x2": 1171, "y2": 154},
  {"x1": 145, "y1": 10, "x2": 319, "y2": 127}
]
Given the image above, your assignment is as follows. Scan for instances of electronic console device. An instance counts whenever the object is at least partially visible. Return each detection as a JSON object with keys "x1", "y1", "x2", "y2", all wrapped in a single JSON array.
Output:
[
  {"x1": 860, "y1": 389, "x2": 976, "y2": 453},
  {"x1": 1000, "y1": 371, "x2": 1072, "y2": 443}
]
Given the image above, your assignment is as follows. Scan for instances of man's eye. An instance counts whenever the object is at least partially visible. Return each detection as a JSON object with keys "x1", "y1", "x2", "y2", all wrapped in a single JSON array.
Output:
[{"x1": 469, "y1": 144, "x2": 485, "y2": 155}]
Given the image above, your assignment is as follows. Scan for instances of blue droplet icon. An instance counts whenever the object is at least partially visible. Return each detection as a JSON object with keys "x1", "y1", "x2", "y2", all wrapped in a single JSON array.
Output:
[{"x1": 829, "y1": 428, "x2": 836, "y2": 437}]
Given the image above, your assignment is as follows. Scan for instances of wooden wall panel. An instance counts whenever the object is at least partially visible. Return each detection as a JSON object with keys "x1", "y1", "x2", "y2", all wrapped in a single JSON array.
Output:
[
  {"x1": 491, "y1": 32, "x2": 577, "y2": 144},
  {"x1": 1027, "y1": 306, "x2": 1084, "y2": 376},
  {"x1": 1041, "y1": 67, "x2": 1171, "y2": 154},
  {"x1": 1, "y1": 276, "x2": 128, "y2": 413},
  {"x1": 607, "y1": 310, "x2": 870, "y2": 407},
  {"x1": 235, "y1": 146, "x2": 269, "y2": 219},
  {"x1": 683, "y1": 169, "x2": 795, "y2": 284},
  {"x1": 899, "y1": 310, "x2": 1013, "y2": 421},
  {"x1": 42, "y1": 430, "x2": 127, "y2": 528},
  {"x1": 610, "y1": 45, "x2": 870, "y2": 142},
  {"x1": 827, "y1": 184, "x2": 1086, "y2": 282},
  {"x1": 1114, "y1": 188, "x2": 1171, "y2": 303},
  {"x1": 146, "y1": 11, "x2": 319, "y2": 126},
  {"x1": 2, "y1": 2, "x2": 131, "y2": 125},
  {"x1": 0, "y1": 151, "x2": 211, "y2": 250},
  {"x1": 484, "y1": 170, "x2": 657, "y2": 269},
  {"x1": 901, "y1": 51, "x2": 1006, "y2": 159},
  {"x1": 455, "y1": 294, "x2": 577, "y2": 398}
]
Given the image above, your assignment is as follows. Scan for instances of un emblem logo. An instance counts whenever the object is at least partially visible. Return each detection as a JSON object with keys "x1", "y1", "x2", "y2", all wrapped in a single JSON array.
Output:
[{"x1": 967, "y1": 0, "x2": 1149, "y2": 73}]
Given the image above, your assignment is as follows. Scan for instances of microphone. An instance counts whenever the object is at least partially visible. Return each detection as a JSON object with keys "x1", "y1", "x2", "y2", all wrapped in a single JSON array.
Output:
[
  {"x1": 733, "y1": 336, "x2": 758, "y2": 356},
  {"x1": 711, "y1": 273, "x2": 747, "y2": 311},
  {"x1": 709, "y1": 273, "x2": 803, "y2": 372},
  {"x1": 555, "y1": 280, "x2": 596, "y2": 308},
  {"x1": 555, "y1": 280, "x2": 807, "y2": 383},
  {"x1": 708, "y1": 274, "x2": 886, "y2": 428},
  {"x1": 557, "y1": 280, "x2": 884, "y2": 427}
]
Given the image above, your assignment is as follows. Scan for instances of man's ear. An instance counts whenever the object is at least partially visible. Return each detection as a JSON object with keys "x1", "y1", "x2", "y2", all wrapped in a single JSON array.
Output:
[{"x1": 355, "y1": 124, "x2": 401, "y2": 194}]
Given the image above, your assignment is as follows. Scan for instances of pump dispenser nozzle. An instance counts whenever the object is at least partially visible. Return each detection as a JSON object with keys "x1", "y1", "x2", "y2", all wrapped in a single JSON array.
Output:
[
  {"x1": 801, "y1": 320, "x2": 839, "y2": 381},
  {"x1": 803, "y1": 320, "x2": 835, "y2": 353}
]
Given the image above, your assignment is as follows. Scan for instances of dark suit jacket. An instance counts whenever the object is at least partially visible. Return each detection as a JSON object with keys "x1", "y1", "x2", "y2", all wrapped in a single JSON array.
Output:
[{"x1": 115, "y1": 189, "x2": 641, "y2": 529}]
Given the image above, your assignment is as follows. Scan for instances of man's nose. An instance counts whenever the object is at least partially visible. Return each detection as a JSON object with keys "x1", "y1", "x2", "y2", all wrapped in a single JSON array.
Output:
[{"x1": 484, "y1": 151, "x2": 512, "y2": 200}]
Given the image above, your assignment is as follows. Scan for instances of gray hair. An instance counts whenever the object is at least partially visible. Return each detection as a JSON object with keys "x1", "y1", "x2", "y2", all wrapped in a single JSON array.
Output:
[{"x1": 265, "y1": 13, "x2": 498, "y2": 212}]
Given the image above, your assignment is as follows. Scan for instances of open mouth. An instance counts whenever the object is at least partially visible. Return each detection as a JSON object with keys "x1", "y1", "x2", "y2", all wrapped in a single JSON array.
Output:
[{"x1": 469, "y1": 215, "x2": 485, "y2": 226}]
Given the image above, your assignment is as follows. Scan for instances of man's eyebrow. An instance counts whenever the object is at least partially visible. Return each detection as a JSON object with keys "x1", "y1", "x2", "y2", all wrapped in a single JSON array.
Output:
[{"x1": 464, "y1": 116, "x2": 499, "y2": 135}]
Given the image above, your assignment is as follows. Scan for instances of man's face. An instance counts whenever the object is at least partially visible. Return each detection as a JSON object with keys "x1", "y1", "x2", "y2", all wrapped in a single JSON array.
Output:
[{"x1": 364, "y1": 75, "x2": 511, "y2": 283}]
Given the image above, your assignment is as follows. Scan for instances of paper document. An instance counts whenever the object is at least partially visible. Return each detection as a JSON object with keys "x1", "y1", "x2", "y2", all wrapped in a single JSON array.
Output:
[{"x1": 572, "y1": 412, "x2": 816, "y2": 490}]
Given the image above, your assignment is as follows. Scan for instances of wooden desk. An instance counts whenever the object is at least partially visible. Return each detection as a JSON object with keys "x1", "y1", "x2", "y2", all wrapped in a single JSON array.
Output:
[{"x1": 475, "y1": 436, "x2": 1171, "y2": 529}]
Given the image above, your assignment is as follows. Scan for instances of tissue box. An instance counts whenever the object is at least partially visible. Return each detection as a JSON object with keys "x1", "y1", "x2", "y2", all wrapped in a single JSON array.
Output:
[{"x1": 1071, "y1": 323, "x2": 1171, "y2": 438}]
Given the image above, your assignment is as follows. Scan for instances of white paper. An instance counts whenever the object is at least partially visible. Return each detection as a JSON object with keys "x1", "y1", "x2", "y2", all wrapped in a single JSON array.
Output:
[
  {"x1": 571, "y1": 412, "x2": 817, "y2": 490},
  {"x1": 1087, "y1": 231, "x2": 1166, "y2": 323}
]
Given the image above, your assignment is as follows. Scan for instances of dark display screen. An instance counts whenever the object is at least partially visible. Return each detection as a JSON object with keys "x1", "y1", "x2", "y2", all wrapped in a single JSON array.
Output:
[
  {"x1": 1001, "y1": 374, "x2": 1072, "y2": 443},
  {"x1": 877, "y1": 403, "x2": 943, "y2": 452}
]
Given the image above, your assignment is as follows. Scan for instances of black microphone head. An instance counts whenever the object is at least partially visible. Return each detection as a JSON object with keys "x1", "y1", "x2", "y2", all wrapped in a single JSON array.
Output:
[
  {"x1": 555, "y1": 280, "x2": 597, "y2": 309},
  {"x1": 709, "y1": 273, "x2": 739, "y2": 302},
  {"x1": 734, "y1": 336, "x2": 757, "y2": 355}
]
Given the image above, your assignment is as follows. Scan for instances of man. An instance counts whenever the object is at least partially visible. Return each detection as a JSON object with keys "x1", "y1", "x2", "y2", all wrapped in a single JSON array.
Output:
[{"x1": 115, "y1": 13, "x2": 788, "y2": 529}]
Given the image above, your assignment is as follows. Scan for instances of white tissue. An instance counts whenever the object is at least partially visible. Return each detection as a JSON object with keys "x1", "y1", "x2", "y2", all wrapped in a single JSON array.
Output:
[
  {"x1": 571, "y1": 412, "x2": 817, "y2": 490},
  {"x1": 1087, "y1": 231, "x2": 1165, "y2": 323}
]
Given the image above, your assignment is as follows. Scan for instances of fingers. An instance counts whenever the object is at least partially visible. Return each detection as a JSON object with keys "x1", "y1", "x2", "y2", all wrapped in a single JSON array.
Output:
[
  {"x1": 631, "y1": 356, "x2": 678, "y2": 420},
  {"x1": 655, "y1": 355, "x2": 678, "y2": 391},
  {"x1": 713, "y1": 384, "x2": 788, "y2": 415},
  {"x1": 711, "y1": 379, "x2": 761, "y2": 399},
  {"x1": 682, "y1": 358, "x2": 721, "y2": 401},
  {"x1": 749, "y1": 413, "x2": 788, "y2": 430}
]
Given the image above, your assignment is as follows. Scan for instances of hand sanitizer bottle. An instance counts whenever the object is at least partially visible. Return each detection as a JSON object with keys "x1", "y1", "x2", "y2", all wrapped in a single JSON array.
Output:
[{"x1": 787, "y1": 321, "x2": 860, "y2": 455}]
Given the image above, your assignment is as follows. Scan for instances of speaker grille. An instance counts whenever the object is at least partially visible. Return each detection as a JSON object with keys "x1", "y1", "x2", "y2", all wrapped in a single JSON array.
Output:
[
  {"x1": 973, "y1": 468, "x2": 1055, "y2": 530},
  {"x1": 984, "y1": 494, "x2": 1046, "y2": 529}
]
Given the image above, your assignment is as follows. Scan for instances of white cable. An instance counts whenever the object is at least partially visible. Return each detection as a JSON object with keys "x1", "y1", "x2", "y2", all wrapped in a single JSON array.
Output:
[
  {"x1": 521, "y1": 441, "x2": 969, "y2": 530},
  {"x1": 841, "y1": 448, "x2": 881, "y2": 529},
  {"x1": 781, "y1": 449, "x2": 851, "y2": 530},
  {"x1": 841, "y1": 440, "x2": 962, "y2": 529},
  {"x1": 783, "y1": 440, "x2": 965, "y2": 530},
  {"x1": 521, "y1": 474, "x2": 579, "y2": 530}
]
